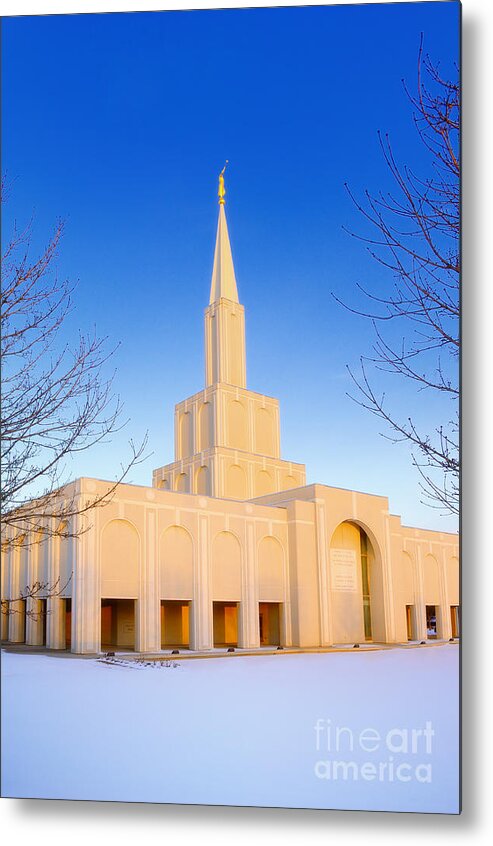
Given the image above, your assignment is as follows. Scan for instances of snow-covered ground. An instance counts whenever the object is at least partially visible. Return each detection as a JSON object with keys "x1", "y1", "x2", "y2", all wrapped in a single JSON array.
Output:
[{"x1": 1, "y1": 644, "x2": 459, "y2": 813}]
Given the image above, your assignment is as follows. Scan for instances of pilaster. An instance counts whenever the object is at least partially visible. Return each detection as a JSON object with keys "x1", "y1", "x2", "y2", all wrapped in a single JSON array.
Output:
[
  {"x1": 439, "y1": 547, "x2": 452, "y2": 639},
  {"x1": 72, "y1": 507, "x2": 100, "y2": 654},
  {"x1": 193, "y1": 513, "x2": 212, "y2": 650},
  {"x1": 136, "y1": 509, "x2": 160, "y2": 653},
  {"x1": 8, "y1": 541, "x2": 25, "y2": 643},
  {"x1": 415, "y1": 545, "x2": 428, "y2": 640},
  {"x1": 238, "y1": 520, "x2": 259, "y2": 648},
  {"x1": 315, "y1": 499, "x2": 332, "y2": 646}
]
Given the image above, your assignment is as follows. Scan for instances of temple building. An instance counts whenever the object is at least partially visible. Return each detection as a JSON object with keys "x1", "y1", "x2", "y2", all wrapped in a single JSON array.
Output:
[{"x1": 1, "y1": 172, "x2": 460, "y2": 654}]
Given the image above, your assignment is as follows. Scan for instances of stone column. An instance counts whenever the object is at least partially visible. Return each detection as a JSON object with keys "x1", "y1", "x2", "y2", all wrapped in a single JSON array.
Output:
[
  {"x1": 192, "y1": 513, "x2": 212, "y2": 650},
  {"x1": 380, "y1": 516, "x2": 398, "y2": 643},
  {"x1": 44, "y1": 526, "x2": 63, "y2": 649},
  {"x1": 46, "y1": 596, "x2": 66, "y2": 649},
  {"x1": 1, "y1": 606, "x2": 8, "y2": 641},
  {"x1": 238, "y1": 520, "x2": 259, "y2": 648},
  {"x1": 315, "y1": 499, "x2": 333, "y2": 646},
  {"x1": 1, "y1": 540, "x2": 10, "y2": 641},
  {"x1": 27, "y1": 598, "x2": 45, "y2": 645},
  {"x1": 25, "y1": 534, "x2": 43, "y2": 645},
  {"x1": 414, "y1": 545, "x2": 428, "y2": 640},
  {"x1": 71, "y1": 508, "x2": 100, "y2": 654},
  {"x1": 8, "y1": 540, "x2": 26, "y2": 643},
  {"x1": 136, "y1": 509, "x2": 160, "y2": 653},
  {"x1": 438, "y1": 549, "x2": 452, "y2": 640},
  {"x1": 8, "y1": 600, "x2": 25, "y2": 642},
  {"x1": 281, "y1": 532, "x2": 292, "y2": 648}
]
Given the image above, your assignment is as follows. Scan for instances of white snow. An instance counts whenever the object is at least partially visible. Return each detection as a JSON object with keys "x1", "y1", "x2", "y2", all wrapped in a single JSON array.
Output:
[{"x1": 1, "y1": 644, "x2": 459, "y2": 813}]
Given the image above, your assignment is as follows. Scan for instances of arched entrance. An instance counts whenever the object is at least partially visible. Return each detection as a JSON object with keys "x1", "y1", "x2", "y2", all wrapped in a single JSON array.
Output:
[{"x1": 329, "y1": 521, "x2": 385, "y2": 644}]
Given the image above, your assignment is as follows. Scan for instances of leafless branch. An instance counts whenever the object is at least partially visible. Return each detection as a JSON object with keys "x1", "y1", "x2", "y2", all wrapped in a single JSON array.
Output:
[
  {"x1": 1, "y1": 575, "x2": 73, "y2": 620},
  {"x1": 339, "y1": 40, "x2": 459, "y2": 516},
  {"x1": 1, "y1": 182, "x2": 150, "y2": 539}
]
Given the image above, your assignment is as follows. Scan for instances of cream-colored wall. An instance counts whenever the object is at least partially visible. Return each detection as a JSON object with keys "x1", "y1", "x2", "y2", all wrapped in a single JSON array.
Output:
[
  {"x1": 169, "y1": 382, "x2": 282, "y2": 461},
  {"x1": 2, "y1": 477, "x2": 459, "y2": 654},
  {"x1": 154, "y1": 446, "x2": 305, "y2": 502},
  {"x1": 253, "y1": 484, "x2": 459, "y2": 646},
  {"x1": 160, "y1": 526, "x2": 193, "y2": 600},
  {"x1": 60, "y1": 478, "x2": 290, "y2": 653},
  {"x1": 258, "y1": 536, "x2": 284, "y2": 602},
  {"x1": 283, "y1": 499, "x2": 319, "y2": 647},
  {"x1": 101, "y1": 519, "x2": 140, "y2": 599},
  {"x1": 205, "y1": 298, "x2": 247, "y2": 389},
  {"x1": 328, "y1": 522, "x2": 366, "y2": 644},
  {"x1": 155, "y1": 379, "x2": 305, "y2": 501},
  {"x1": 388, "y1": 517, "x2": 459, "y2": 642}
]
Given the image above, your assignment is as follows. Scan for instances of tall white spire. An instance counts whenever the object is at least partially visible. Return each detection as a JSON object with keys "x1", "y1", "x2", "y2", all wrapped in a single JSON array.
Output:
[
  {"x1": 204, "y1": 164, "x2": 246, "y2": 388},
  {"x1": 209, "y1": 164, "x2": 239, "y2": 304}
]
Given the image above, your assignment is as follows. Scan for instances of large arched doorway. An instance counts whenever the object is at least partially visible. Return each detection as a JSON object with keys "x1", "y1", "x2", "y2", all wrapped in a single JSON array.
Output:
[{"x1": 329, "y1": 521, "x2": 384, "y2": 644}]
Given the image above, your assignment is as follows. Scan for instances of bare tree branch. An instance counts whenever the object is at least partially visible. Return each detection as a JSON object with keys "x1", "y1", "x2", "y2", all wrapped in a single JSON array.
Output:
[
  {"x1": 1, "y1": 575, "x2": 73, "y2": 620},
  {"x1": 339, "y1": 40, "x2": 459, "y2": 516},
  {"x1": 1, "y1": 178, "x2": 150, "y2": 541}
]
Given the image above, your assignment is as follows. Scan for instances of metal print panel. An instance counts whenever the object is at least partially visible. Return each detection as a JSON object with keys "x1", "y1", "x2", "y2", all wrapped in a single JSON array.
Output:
[{"x1": 1, "y1": 1, "x2": 460, "y2": 814}]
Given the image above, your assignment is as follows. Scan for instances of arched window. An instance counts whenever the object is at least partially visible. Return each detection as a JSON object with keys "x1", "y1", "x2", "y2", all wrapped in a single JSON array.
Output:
[
  {"x1": 195, "y1": 465, "x2": 208, "y2": 495},
  {"x1": 228, "y1": 400, "x2": 247, "y2": 451},
  {"x1": 101, "y1": 520, "x2": 140, "y2": 598},
  {"x1": 160, "y1": 526, "x2": 193, "y2": 600},
  {"x1": 199, "y1": 402, "x2": 212, "y2": 452},
  {"x1": 212, "y1": 531, "x2": 241, "y2": 600},
  {"x1": 256, "y1": 469, "x2": 274, "y2": 497},
  {"x1": 227, "y1": 464, "x2": 247, "y2": 499}
]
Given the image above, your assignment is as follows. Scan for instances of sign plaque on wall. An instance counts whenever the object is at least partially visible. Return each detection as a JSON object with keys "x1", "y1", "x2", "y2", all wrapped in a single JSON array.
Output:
[{"x1": 331, "y1": 548, "x2": 358, "y2": 592}]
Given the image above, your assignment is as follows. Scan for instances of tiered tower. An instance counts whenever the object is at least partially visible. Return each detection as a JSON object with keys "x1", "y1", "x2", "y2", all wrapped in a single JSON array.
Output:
[{"x1": 152, "y1": 168, "x2": 306, "y2": 500}]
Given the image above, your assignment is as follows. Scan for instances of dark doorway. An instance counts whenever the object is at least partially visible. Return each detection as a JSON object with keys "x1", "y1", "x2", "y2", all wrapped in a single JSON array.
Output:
[
  {"x1": 18, "y1": 599, "x2": 27, "y2": 643},
  {"x1": 101, "y1": 599, "x2": 136, "y2": 651},
  {"x1": 426, "y1": 605, "x2": 438, "y2": 639},
  {"x1": 450, "y1": 606, "x2": 460, "y2": 638},
  {"x1": 65, "y1": 598, "x2": 72, "y2": 649},
  {"x1": 161, "y1": 600, "x2": 190, "y2": 648},
  {"x1": 41, "y1": 598, "x2": 47, "y2": 645},
  {"x1": 406, "y1": 605, "x2": 415, "y2": 641},
  {"x1": 213, "y1": 602, "x2": 238, "y2": 647},
  {"x1": 259, "y1": 602, "x2": 281, "y2": 646}
]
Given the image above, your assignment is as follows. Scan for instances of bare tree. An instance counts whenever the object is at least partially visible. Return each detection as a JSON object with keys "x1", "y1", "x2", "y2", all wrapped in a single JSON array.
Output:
[
  {"x1": 1, "y1": 575, "x2": 72, "y2": 621},
  {"x1": 1, "y1": 182, "x2": 148, "y2": 545},
  {"x1": 340, "y1": 41, "x2": 459, "y2": 516}
]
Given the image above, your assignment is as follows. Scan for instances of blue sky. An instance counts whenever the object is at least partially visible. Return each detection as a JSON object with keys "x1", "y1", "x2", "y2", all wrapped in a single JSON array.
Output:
[{"x1": 2, "y1": 2, "x2": 460, "y2": 531}]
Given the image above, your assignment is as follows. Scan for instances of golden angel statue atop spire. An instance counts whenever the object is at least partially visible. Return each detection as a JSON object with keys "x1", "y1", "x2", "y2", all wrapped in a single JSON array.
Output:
[{"x1": 218, "y1": 161, "x2": 228, "y2": 205}]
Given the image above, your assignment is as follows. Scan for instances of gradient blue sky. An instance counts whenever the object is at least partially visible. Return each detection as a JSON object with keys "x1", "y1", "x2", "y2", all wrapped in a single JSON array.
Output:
[{"x1": 2, "y1": 2, "x2": 460, "y2": 531}]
